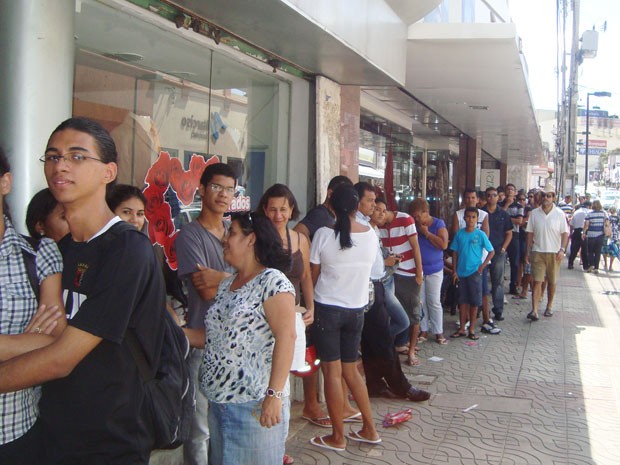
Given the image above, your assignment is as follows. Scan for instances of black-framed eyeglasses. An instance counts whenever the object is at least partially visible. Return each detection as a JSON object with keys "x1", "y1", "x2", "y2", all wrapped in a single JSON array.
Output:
[
  {"x1": 486, "y1": 193, "x2": 498, "y2": 198},
  {"x1": 39, "y1": 153, "x2": 104, "y2": 165}
]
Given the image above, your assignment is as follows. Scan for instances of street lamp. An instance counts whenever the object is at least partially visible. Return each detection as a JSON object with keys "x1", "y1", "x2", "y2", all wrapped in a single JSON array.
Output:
[{"x1": 584, "y1": 91, "x2": 612, "y2": 193}]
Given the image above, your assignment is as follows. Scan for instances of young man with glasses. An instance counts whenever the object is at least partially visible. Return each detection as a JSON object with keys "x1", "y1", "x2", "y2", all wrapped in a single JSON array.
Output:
[
  {"x1": 0, "y1": 117, "x2": 169, "y2": 463},
  {"x1": 176, "y1": 162, "x2": 237, "y2": 465},
  {"x1": 483, "y1": 187, "x2": 513, "y2": 322},
  {"x1": 524, "y1": 187, "x2": 569, "y2": 320}
]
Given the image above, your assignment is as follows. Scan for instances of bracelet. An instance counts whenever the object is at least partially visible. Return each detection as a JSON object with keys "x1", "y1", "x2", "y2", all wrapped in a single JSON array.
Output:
[
  {"x1": 559, "y1": 247, "x2": 565, "y2": 252},
  {"x1": 265, "y1": 387, "x2": 283, "y2": 399}
]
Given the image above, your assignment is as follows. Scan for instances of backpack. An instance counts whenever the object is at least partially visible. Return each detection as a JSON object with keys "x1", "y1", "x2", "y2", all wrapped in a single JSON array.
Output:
[
  {"x1": 107, "y1": 221, "x2": 195, "y2": 450},
  {"x1": 126, "y1": 311, "x2": 195, "y2": 450}
]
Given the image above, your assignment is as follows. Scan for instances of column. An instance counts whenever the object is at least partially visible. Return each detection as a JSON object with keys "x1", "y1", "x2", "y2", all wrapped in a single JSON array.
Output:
[
  {"x1": 0, "y1": 0, "x2": 75, "y2": 233},
  {"x1": 315, "y1": 76, "x2": 341, "y2": 203}
]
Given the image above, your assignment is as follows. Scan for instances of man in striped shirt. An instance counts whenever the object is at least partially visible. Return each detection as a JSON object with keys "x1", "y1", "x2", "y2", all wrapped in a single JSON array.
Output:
[{"x1": 374, "y1": 199, "x2": 424, "y2": 367}]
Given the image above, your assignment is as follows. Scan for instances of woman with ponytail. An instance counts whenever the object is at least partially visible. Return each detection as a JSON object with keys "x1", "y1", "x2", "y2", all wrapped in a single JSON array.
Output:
[{"x1": 308, "y1": 184, "x2": 381, "y2": 452}]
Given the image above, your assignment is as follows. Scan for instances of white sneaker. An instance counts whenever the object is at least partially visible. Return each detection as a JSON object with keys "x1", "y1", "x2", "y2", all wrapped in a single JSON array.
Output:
[{"x1": 481, "y1": 321, "x2": 502, "y2": 334}]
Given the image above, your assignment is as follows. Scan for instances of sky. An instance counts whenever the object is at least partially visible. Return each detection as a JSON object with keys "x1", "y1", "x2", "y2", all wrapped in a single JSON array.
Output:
[{"x1": 511, "y1": 0, "x2": 620, "y2": 116}]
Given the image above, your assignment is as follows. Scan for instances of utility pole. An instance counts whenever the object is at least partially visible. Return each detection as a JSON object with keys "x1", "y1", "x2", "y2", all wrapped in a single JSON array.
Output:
[{"x1": 565, "y1": 0, "x2": 580, "y2": 196}]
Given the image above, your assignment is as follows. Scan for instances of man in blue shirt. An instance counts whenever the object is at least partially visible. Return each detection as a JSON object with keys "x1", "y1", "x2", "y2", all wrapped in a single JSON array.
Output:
[{"x1": 483, "y1": 187, "x2": 513, "y2": 321}]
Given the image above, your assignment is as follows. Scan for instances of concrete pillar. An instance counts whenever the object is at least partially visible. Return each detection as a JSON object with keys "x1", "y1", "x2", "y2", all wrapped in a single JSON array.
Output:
[
  {"x1": 340, "y1": 86, "x2": 360, "y2": 182},
  {"x1": 315, "y1": 76, "x2": 341, "y2": 203},
  {"x1": 457, "y1": 134, "x2": 478, "y2": 190},
  {"x1": 0, "y1": 0, "x2": 75, "y2": 233}
]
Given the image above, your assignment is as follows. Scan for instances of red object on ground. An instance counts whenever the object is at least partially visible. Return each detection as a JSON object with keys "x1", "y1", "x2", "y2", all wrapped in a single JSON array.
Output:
[{"x1": 382, "y1": 408, "x2": 413, "y2": 427}]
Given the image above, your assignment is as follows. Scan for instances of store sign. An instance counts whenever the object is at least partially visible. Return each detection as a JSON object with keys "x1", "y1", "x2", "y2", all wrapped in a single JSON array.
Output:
[
  {"x1": 480, "y1": 169, "x2": 500, "y2": 189},
  {"x1": 179, "y1": 111, "x2": 227, "y2": 141},
  {"x1": 180, "y1": 115, "x2": 209, "y2": 140},
  {"x1": 578, "y1": 147, "x2": 607, "y2": 155}
]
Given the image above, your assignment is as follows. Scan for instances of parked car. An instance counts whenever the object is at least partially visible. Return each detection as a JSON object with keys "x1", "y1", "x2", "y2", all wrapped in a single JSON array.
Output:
[{"x1": 601, "y1": 191, "x2": 620, "y2": 210}]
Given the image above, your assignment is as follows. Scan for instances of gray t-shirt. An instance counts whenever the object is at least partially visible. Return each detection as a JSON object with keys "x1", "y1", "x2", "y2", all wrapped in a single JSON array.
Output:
[{"x1": 176, "y1": 219, "x2": 232, "y2": 328}]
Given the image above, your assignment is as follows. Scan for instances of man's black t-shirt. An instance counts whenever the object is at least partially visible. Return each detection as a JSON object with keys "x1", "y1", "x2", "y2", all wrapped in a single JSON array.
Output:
[
  {"x1": 39, "y1": 219, "x2": 166, "y2": 464},
  {"x1": 299, "y1": 204, "x2": 334, "y2": 241}
]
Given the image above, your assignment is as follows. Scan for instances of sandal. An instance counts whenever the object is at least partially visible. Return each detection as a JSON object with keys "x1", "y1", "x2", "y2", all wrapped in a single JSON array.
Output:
[
  {"x1": 417, "y1": 336, "x2": 427, "y2": 343},
  {"x1": 436, "y1": 336, "x2": 448, "y2": 345},
  {"x1": 544, "y1": 308, "x2": 554, "y2": 317},
  {"x1": 467, "y1": 333, "x2": 479, "y2": 340},
  {"x1": 451, "y1": 331, "x2": 466, "y2": 338}
]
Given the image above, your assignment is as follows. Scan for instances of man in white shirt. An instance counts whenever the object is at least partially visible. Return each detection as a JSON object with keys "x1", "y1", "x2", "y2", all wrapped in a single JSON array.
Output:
[
  {"x1": 524, "y1": 187, "x2": 569, "y2": 320},
  {"x1": 568, "y1": 201, "x2": 590, "y2": 270}
]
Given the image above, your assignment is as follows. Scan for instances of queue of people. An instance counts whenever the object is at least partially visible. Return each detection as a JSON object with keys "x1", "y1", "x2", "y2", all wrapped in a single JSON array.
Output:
[{"x1": 0, "y1": 115, "x2": 605, "y2": 465}]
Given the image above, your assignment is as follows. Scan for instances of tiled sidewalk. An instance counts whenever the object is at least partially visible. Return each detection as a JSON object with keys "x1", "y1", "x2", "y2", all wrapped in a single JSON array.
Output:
[
  {"x1": 150, "y1": 260, "x2": 620, "y2": 464},
  {"x1": 284, "y1": 262, "x2": 620, "y2": 465}
]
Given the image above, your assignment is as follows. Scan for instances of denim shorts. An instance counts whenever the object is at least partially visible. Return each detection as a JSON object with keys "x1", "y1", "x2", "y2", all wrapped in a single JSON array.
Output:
[
  {"x1": 312, "y1": 301, "x2": 364, "y2": 363},
  {"x1": 208, "y1": 397, "x2": 290, "y2": 465},
  {"x1": 458, "y1": 272, "x2": 482, "y2": 307}
]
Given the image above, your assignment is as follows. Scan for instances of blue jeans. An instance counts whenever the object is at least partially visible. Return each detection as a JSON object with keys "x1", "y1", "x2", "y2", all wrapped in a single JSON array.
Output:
[
  {"x1": 208, "y1": 397, "x2": 290, "y2": 465},
  {"x1": 488, "y1": 250, "x2": 506, "y2": 317},
  {"x1": 383, "y1": 275, "x2": 410, "y2": 345},
  {"x1": 506, "y1": 235, "x2": 520, "y2": 291},
  {"x1": 184, "y1": 348, "x2": 209, "y2": 465}
]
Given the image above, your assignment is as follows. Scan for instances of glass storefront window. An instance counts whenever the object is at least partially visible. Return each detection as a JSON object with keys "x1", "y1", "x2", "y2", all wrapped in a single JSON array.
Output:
[
  {"x1": 72, "y1": 1, "x2": 291, "y2": 269},
  {"x1": 73, "y1": 1, "x2": 290, "y2": 210}
]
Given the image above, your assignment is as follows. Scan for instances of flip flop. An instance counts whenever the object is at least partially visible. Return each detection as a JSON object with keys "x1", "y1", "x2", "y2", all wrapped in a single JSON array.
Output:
[
  {"x1": 344, "y1": 412, "x2": 363, "y2": 423},
  {"x1": 302, "y1": 416, "x2": 332, "y2": 428},
  {"x1": 417, "y1": 336, "x2": 427, "y2": 343},
  {"x1": 436, "y1": 336, "x2": 448, "y2": 345},
  {"x1": 310, "y1": 435, "x2": 345, "y2": 452},
  {"x1": 467, "y1": 333, "x2": 479, "y2": 340},
  {"x1": 544, "y1": 309, "x2": 554, "y2": 317},
  {"x1": 347, "y1": 430, "x2": 382, "y2": 444},
  {"x1": 451, "y1": 331, "x2": 466, "y2": 338}
]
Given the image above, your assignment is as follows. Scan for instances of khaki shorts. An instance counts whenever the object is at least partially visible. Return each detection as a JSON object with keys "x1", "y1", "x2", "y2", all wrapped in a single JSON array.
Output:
[{"x1": 531, "y1": 252, "x2": 560, "y2": 284}]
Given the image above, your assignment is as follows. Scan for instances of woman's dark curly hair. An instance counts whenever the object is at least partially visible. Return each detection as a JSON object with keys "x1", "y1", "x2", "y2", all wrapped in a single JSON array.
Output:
[
  {"x1": 232, "y1": 211, "x2": 291, "y2": 272},
  {"x1": 26, "y1": 188, "x2": 59, "y2": 239}
]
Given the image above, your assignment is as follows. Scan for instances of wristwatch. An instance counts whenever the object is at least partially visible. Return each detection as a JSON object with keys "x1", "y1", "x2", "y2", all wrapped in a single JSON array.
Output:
[
  {"x1": 559, "y1": 247, "x2": 565, "y2": 253},
  {"x1": 265, "y1": 387, "x2": 283, "y2": 399}
]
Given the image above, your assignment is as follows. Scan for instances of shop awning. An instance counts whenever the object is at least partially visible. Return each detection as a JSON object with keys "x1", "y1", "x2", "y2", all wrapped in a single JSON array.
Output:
[
  {"x1": 168, "y1": 0, "x2": 441, "y2": 86},
  {"x1": 405, "y1": 22, "x2": 543, "y2": 166}
]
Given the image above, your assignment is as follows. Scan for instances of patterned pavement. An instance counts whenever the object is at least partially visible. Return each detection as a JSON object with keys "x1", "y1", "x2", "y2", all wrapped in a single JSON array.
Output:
[
  {"x1": 151, "y1": 258, "x2": 620, "y2": 464},
  {"x1": 284, "y1": 260, "x2": 620, "y2": 465}
]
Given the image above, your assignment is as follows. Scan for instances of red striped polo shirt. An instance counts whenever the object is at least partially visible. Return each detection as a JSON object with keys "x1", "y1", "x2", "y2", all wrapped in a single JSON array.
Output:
[{"x1": 378, "y1": 212, "x2": 419, "y2": 277}]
